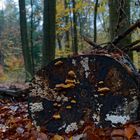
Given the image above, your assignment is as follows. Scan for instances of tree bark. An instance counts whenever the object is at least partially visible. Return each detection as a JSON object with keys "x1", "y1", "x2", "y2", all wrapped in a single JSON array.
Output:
[
  {"x1": 109, "y1": 0, "x2": 131, "y2": 47},
  {"x1": 94, "y1": 0, "x2": 98, "y2": 42},
  {"x1": 72, "y1": 0, "x2": 78, "y2": 55},
  {"x1": 0, "y1": 10, "x2": 4, "y2": 38},
  {"x1": 64, "y1": 0, "x2": 70, "y2": 49},
  {"x1": 19, "y1": 0, "x2": 33, "y2": 80},
  {"x1": 57, "y1": 35, "x2": 62, "y2": 50},
  {"x1": 30, "y1": 0, "x2": 35, "y2": 73},
  {"x1": 42, "y1": 0, "x2": 56, "y2": 66}
]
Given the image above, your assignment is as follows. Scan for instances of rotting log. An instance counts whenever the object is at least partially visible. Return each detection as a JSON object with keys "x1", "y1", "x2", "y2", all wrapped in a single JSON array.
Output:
[{"x1": 28, "y1": 53, "x2": 140, "y2": 135}]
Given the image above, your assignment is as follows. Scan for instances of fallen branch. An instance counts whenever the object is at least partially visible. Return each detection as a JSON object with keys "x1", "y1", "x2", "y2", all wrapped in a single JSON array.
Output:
[
  {"x1": 112, "y1": 20, "x2": 140, "y2": 46},
  {"x1": 123, "y1": 39, "x2": 140, "y2": 50},
  {"x1": 83, "y1": 35, "x2": 101, "y2": 49},
  {"x1": 129, "y1": 45, "x2": 140, "y2": 51},
  {"x1": 0, "y1": 88, "x2": 29, "y2": 98}
]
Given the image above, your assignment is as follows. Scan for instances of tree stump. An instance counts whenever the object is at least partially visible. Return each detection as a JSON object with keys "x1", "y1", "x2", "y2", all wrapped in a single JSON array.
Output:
[{"x1": 28, "y1": 54, "x2": 140, "y2": 135}]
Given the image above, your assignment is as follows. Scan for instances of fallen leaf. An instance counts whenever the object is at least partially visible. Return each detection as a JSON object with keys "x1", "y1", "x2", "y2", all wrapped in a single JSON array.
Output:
[
  {"x1": 124, "y1": 125, "x2": 135, "y2": 139},
  {"x1": 38, "y1": 132, "x2": 48, "y2": 140},
  {"x1": 25, "y1": 122, "x2": 33, "y2": 131},
  {"x1": 111, "y1": 129, "x2": 124, "y2": 137}
]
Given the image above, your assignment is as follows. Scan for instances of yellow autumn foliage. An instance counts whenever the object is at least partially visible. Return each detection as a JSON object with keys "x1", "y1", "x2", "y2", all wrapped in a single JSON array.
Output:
[{"x1": 5, "y1": 56, "x2": 23, "y2": 71}]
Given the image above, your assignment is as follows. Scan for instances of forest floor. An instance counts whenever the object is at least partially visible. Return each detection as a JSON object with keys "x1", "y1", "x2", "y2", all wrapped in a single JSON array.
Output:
[{"x1": 0, "y1": 84, "x2": 140, "y2": 140}]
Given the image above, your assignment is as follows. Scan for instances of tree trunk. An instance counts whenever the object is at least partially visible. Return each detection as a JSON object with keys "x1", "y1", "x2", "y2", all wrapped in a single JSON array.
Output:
[
  {"x1": 138, "y1": 52, "x2": 140, "y2": 71},
  {"x1": 57, "y1": 35, "x2": 62, "y2": 50},
  {"x1": 19, "y1": 0, "x2": 33, "y2": 80},
  {"x1": 94, "y1": 0, "x2": 98, "y2": 42},
  {"x1": 42, "y1": 0, "x2": 56, "y2": 66},
  {"x1": 109, "y1": 0, "x2": 131, "y2": 46},
  {"x1": 72, "y1": 0, "x2": 78, "y2": 55},
  {"x1": 30, "y1": 0, "x2": 35, "y2": 73},
  {"x1": 0, "y1": 10, "x2": 4, "y2": 38},
  {"x1": 69, "y1": 3, "x2": 74, "y2": 53},
  {"x1": 64, "y1": 0, "x2": 70, "y2": 49}
]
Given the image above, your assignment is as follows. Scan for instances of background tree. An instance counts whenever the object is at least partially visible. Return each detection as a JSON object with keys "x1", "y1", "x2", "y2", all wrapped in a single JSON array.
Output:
[
  {"x1": 94, "y1": 0, "x2": 98, "y2": 42},
  {"x1": 19, "y1": 0, "x2": 33, "y2": 80},
  {"x1": 26, "y1": 0, "x2": 43, "y2": 70},
  {"x1": 72, "y1": 0, "x2": 78, "y2": 55},
  {"x1": 30, "y1": 0, "x2": 35, "y2": 73},
  {"x1": 42, "y1": 0, "x2": 56, "y2": 66},
  {"x1": 64, "y1": 0, "x2": 70, "y2": 49},
  {"x1": 0, "y1": 10, "x2": 4, "y2": 38},
  {"x1": 109, "y1": 0, "x2": 131, "y2": 48}
]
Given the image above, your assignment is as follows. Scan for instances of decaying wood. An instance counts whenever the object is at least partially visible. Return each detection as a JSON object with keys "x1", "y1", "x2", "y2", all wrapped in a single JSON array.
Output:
[
  {"x1": 28, "y1": 55, "x2": 139, "y2": 135},
  {"x1": 0, "y1": 87, "x2": 29, "y2": 98}
]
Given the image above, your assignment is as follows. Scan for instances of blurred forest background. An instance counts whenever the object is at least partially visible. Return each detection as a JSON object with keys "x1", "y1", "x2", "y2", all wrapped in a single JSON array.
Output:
[{"x1": 0, "y1": 0, "x2": 140, "y2": 82}]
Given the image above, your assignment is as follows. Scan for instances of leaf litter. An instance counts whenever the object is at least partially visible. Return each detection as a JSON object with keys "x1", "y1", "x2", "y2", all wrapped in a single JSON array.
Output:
[{"x1": 0, "y1": 99, "x2": 140, "y2": 140}]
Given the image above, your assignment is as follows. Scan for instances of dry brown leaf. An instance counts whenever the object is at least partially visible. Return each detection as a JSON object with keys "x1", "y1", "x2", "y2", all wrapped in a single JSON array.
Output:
[
  {"x1": 111, "y1": 129, "x2": 124, "y2": 137},
  {"x1": 25, "y1": 121, "x2": 33, "y2": 131},
  {"x1": 29, "y1": 136, "x2": 36, "y2": 140},
  {"x1": 38, "y1": 132, "x2": 48, "y2": 140},
  {"x1": 83, "y1": 125, "x2": 95, "y2": 134},
  {"x1": 86, "y1": 133, "x2": 101, "y2": 140},
  {"x1": 124, "y1": 125, "x2": 136, "y2": 139}
]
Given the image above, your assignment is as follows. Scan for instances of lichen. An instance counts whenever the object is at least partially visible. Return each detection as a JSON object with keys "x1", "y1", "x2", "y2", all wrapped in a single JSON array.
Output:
[
  {"x1": 80, "y1": 57, "x2": 90, "y2": 78},
  {"x1": 125, "y1": 96, "x2": 139, "y2": 115},
  {"x1": 29, "y1": 102, "x2": 44, "y2": 113},
  {"x1": 105, "y1": 114, "x2": 130, "y2": 124},
  {"x1": 58, "y1": 124, "x2": 66, "y2": 130},
  {"x1": 72, "y1": 59, "x2": 76, "y2": 66},
  {"x1": 65, "y1": 122, "x2": 78, "y2": 133},
  {"x1": 92, "y1": 113, "x2": 100, "y2": 125}
]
